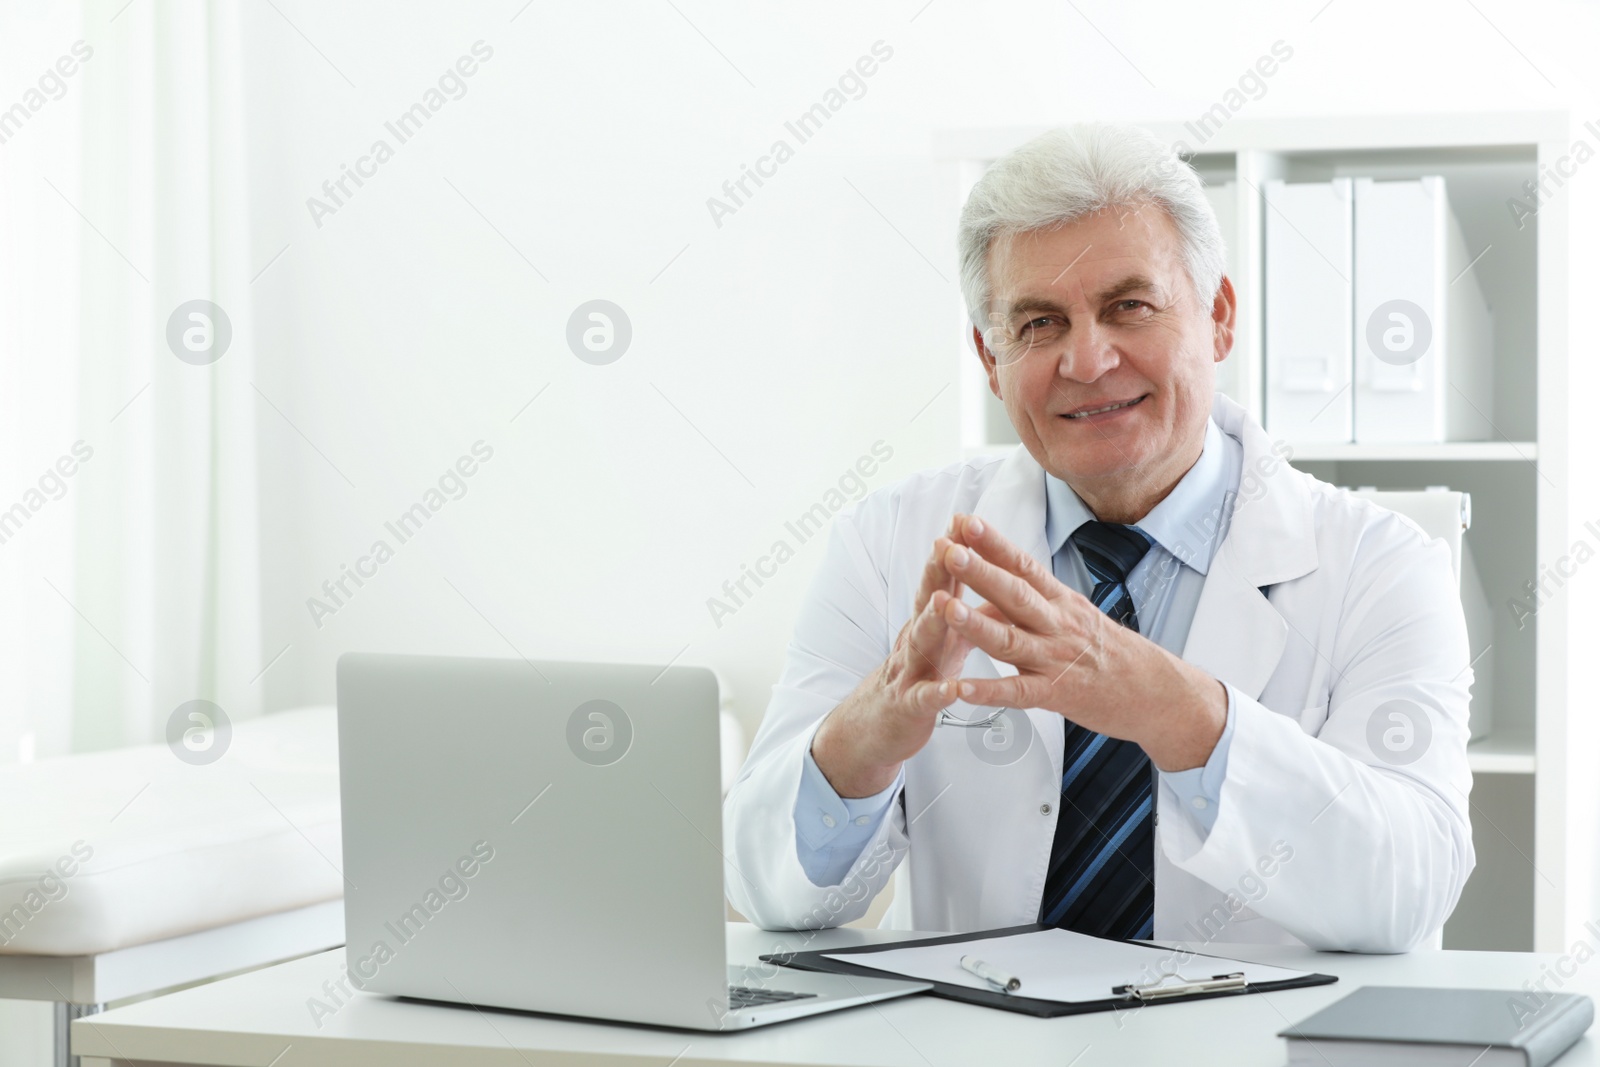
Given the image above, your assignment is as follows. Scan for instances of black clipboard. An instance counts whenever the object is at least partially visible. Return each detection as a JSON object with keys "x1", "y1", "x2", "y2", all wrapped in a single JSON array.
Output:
[{"x1": 760, "y1": 923, "x2": 1338, "y2": 1018}]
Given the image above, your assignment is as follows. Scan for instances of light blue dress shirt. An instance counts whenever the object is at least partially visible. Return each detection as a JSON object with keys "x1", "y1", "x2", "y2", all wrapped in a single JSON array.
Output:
[{"x1": 794, "y1": 417, "x2": 1244, "y2": 886}]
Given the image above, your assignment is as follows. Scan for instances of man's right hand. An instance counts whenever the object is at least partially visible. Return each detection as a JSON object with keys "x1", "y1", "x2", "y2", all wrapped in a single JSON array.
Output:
[{"x1": 809, "y1": 518, "x2": 980, "y2": 798}]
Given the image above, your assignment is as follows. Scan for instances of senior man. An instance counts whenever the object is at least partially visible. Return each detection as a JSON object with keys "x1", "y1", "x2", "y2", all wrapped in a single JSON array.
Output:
[{"x1": 723, "y1": 123, "x2": 1474, "y2": 953}]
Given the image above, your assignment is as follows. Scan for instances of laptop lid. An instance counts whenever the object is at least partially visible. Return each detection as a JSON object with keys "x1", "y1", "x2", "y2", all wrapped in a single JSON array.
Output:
[{"x1": 335, "y1": 652, "x2": 728, "y2": 1029}]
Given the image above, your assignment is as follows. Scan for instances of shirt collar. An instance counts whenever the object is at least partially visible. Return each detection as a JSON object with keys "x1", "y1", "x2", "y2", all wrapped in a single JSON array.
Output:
[{"x1": 1044, "y1": 416, "x2": 1236, "y2": 576}]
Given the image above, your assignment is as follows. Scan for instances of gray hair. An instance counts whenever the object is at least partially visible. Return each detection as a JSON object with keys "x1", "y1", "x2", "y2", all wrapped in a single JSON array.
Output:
[{"x1": 957, "y1": 123, "x2": 1226, "y2": 330}]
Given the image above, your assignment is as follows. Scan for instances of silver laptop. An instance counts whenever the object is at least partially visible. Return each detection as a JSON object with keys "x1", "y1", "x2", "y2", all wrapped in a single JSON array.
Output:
[{"x1": 335, "y1": 652, "x2": 929, "y2": 1030}]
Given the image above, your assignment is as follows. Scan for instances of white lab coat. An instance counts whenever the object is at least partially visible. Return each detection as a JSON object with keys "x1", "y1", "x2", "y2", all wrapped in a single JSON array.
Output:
[{"x1": 724, "y1": 393, "x2": 1475, "y2": 953}]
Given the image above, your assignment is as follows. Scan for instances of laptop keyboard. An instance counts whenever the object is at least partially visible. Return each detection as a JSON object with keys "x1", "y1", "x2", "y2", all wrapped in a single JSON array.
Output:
[{"x1": 728, "y1": 985, "x2": 819, "y2": 1009}]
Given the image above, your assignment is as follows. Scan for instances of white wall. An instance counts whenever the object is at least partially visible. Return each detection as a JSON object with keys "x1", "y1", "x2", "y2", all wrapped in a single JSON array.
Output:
[{"x1": 240, "y1": 1, "x2": 968, "y2": 728}]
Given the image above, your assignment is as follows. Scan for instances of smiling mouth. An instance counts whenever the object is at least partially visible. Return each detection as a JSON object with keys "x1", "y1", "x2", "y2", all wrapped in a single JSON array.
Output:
[{"x1": 1062, "y1": 395, "x2": 1146, "y2": 419}]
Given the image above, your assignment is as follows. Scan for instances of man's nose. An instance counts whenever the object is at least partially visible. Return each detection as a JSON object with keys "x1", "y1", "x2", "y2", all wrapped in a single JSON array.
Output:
[{"x1": 1057, "y1": 321, "x2": 1119, "y2": 382}]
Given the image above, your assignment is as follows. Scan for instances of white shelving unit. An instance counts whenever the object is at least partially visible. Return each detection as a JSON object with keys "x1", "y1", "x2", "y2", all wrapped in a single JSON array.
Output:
[{"x1": 937, "y1": 112, "x2": 1569, "y2": 952}]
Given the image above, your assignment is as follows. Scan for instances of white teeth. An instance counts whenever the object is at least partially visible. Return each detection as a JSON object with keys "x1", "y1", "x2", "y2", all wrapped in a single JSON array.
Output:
[{"x1": 1065, "y1": 397, "x2": 1141, "y2": 418}]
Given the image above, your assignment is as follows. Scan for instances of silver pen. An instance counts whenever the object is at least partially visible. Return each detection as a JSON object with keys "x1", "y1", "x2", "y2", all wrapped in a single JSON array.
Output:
[{"x1": 960, "y1": 954, "x2": 1021, "y2": 993}]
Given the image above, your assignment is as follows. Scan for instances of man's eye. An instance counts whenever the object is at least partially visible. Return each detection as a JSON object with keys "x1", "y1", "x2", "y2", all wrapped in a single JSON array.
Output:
[
  {"x1": 1117, "y1": 300, "x2": 1146, "y2": 312},
  {"x1": 1024, "y1": 317, "x2": 1054, "y2": 331}
]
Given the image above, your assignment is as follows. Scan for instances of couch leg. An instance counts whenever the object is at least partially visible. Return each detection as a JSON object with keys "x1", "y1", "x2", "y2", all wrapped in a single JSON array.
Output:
[{"x1": 53, "y1": 1002, "x2": 102, "y2": 1067}]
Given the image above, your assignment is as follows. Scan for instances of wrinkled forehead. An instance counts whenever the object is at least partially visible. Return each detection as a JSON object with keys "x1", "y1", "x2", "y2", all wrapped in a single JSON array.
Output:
[{"x1": 985, "y1": 201, "x2": 1189, "y2": 314}]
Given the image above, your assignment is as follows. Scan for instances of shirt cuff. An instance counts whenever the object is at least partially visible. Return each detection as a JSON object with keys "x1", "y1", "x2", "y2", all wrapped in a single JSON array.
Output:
[
  {"x1": 1161, "y1": 682, "x2": 1236, "y2": 836},
  {"x1": 793, "y1": 745, "x2": 902, "y2": 885}
]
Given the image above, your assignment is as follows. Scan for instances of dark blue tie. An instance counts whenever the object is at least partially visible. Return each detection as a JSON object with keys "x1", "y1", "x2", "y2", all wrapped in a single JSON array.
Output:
[{"x1": 1039, "y1": 520, "x2": 1156, "y2": 940}]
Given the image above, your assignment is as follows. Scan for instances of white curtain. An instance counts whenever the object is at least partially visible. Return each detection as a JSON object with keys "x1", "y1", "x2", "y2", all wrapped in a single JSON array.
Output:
[{"x1": 0, "y1": 0, "x2": 260, "y2": 762}]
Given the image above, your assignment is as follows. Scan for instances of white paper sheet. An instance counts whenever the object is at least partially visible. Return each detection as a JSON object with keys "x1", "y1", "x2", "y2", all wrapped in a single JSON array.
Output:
[{"x1": 823, "y1": 929, "x2": 1314, "y2": 1004}]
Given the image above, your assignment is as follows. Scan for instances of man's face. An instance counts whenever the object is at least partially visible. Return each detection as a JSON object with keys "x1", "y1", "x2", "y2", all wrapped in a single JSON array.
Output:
[{"x1": 974, "y1": 201, "x2": 1234, "y2": 502}]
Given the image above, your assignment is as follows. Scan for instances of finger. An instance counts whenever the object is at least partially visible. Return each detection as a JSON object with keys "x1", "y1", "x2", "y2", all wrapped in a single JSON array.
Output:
[
  {"x1": 974, "y1": 600, "x2": 1007, "y2": 624},
  {"x1": 907, "y1": 589, "x2": 980, "y2": 689},
  {"x1": 957, "y1": 514, "x2": 1060, "y2": 600},
  {"x1": 903, "y1": 676, "x2": 962, "y2": 714},
  {"x1": 942, "y1": 595, "x2": 1041, "y2": 669},
  {"x1": 943, "y1": 539, "x2": 1054, "y2": 632},
  {"x1": 900, "y1": 587, "x2": 959, "y2": 680},
  {"x1": 931, "y1": 591, "x2": 978, "y2": 672},
  {"x1": 949, "y1": 675, "x2": 1033, "y2": 709},
  {"x1": 911, "y1": 534, "x2": 960, "y2": 616}
]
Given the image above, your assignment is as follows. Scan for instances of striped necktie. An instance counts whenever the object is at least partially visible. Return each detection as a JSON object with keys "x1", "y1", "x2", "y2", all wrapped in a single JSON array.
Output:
[{"x1": 1038, "y1": 520, "x2": 1156, "y2": 940}]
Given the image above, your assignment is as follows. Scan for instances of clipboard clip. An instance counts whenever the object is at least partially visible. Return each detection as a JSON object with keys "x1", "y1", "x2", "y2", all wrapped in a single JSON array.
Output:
[{"x1": 1113, "y1": 970, "x2": 1248, "y2": 1002}]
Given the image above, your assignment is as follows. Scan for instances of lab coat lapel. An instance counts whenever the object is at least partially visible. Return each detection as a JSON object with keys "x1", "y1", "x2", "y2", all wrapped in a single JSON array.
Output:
[
  {"x1": 1180, "y1": 394, "x2": 1319, "y2": 699},
  {"x1": 1178, "y1": 538, "x2": 1288, "y2": 701}
]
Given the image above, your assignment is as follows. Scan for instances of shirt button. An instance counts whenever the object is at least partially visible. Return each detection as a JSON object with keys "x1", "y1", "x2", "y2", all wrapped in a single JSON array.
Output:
[
  {"x1": 854, "y1": 815, "x2": 870, "y2": 826},
  {"x1": 821, "y1": 814, "x2": 836, "y2": 828},
  {"x1": 1190, "y1": 796, "x2": 1209, "y2": 810},
  {"x1": 1040, "y1": 803, "x2": 1052, "y2": 815}
]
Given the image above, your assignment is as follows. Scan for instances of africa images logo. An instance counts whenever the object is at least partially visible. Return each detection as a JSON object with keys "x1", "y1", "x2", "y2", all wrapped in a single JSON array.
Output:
[
  {"x1": 965, "y1": 708, "x2": 1035, "y2": 767},
  {"x1": 166, "y1": 300, "x2": 232, "y2": 365},
  {"x1": 566, "y1": 700, "x2": 632, "y2": 766},
  {"x1": 1366, "y1": 699, "x2": 1432, "y2": 766}
]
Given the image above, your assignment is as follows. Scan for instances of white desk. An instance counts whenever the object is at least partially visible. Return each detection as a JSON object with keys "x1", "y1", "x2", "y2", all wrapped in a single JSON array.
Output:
[{"x1": 73, "y1": 923, "x2": 1599, "y2": 1067}]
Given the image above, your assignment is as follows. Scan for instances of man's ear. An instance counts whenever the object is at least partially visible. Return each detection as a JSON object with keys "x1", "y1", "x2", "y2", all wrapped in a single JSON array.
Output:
[
  {"x1": 972, "y1": 326, "x2": 1002, "y2": 400},
  {"x1": 1211, "y1": 275, "x2": 1238, "y2": 365}
]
